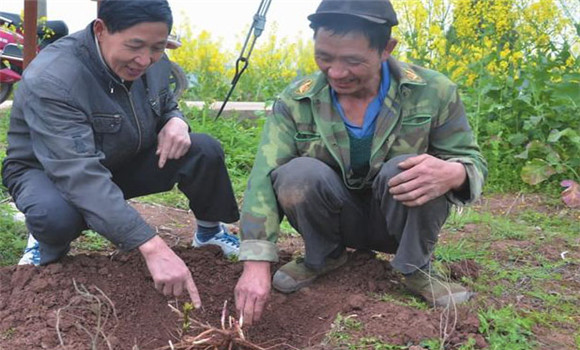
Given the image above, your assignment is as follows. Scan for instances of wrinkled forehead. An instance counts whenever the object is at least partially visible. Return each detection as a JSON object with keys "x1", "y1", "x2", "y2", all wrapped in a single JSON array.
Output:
[{"x1": 314, "y1": 28, "x2": 373, "y2": 49}]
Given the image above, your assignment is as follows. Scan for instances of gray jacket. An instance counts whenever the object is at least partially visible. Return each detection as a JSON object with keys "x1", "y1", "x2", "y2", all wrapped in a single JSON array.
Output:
[{"x1": 2, "y1": 23, "x2": 185, "y2": 251}]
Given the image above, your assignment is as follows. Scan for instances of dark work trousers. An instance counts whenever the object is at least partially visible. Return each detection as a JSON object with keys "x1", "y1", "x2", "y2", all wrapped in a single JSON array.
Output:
[
  {"x1": 7, "y1": 133, "x2": 239, "y2": 265},
  {"x1": 271, "y1": 155, "x2": 450, "y2": 275}
]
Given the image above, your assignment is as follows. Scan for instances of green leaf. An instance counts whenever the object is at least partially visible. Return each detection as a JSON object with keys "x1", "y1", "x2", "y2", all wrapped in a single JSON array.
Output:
[
  {"x1": 514, "y1": 149, "x2": 528, "y2": 160},
  {"x1": 521, "y1": 159, "x2": 557, "y2": 185},
  {"x1": 508, "y1": 133, "x2": 528, "y2": 147},
  {"x1": 545, "y1": 148, "x2": 562, "y2": 165},
  {"x1": 547, "y1": 129, "x2": 561, "y2": 143},
  {"x1": 548, "y1": 128, "x2": 580, "y2": 146}
]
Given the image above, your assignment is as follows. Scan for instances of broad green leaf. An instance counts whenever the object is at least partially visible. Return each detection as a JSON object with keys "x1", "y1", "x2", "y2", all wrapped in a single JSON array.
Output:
[
  {"x1": 528, "y1": 116, "x2": 543, "y2": 127},
  {"x1": 548, "y1": 128, "x2": 580, "y2": 144},
  {"x1": 515, "y1": 140, "x2": 548, "y2": 160},
  {"x1": 508, "y1": 133, "x2": 528, "y2": 147},
  {"x1": 548, "y1": 129, "x2": 562, "y2": 143},
  {"x1": 521, "y1": 159, "x2": 556, "y2": 185},
  {"x1": 561, "y1": 180, "x2": 580, "y2": 208},
  {"x1": 545, "y1": 149, "x2": 561, "y2": 165},
  {"x1": 515, "y1": 149, "x2": 528, "y2": 160}
]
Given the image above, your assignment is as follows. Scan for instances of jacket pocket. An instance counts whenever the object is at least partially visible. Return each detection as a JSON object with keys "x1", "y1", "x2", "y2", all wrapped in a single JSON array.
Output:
[
  {"x1": 91, "y1": 114, "x2": 124, "y2": 158},
  {"x1": 401, "y1": 113, "x2": 432, "y2": 127},
  {"x1": 92, "y1": 114, "x2": 122, "y2": 133},
  {"x1": 294, "y1": 131, "x2": 321, "y2": 141},
  {"x1": 390, "y1": 113, "x2": 432, "y2": 155},
  {"x1": 294, "y1": 131, "x2": 332, "y2": 160}
]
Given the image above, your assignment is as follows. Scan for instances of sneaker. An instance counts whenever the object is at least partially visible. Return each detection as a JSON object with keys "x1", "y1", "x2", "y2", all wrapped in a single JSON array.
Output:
[
  {"x1": 192, "y1": 224, "x2": 239, "y2": 257},
  {"x1": 403, "y1": 268, "x2": 472, "y2": 307},
  {"x1": 272, "y1": 251, "x2": 348, "y2": 293},
  {"x1": 18, "y1": 234, "x2": 41, "y2": 266}
]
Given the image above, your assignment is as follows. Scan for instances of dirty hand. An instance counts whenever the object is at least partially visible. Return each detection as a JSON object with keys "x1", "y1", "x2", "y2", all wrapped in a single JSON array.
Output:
[
  {"x1": 156, "y1": 117, "x2": 191, "y2": 169},
  {"x1": 139, "y1": 236, "x2": 202, "y2": 308},
  {"x1": 234, "y1": 261, "x2": 271, "y2": 325},
  {"x1": 388, "y1": 154, "x2": 466, "y2": 207}
]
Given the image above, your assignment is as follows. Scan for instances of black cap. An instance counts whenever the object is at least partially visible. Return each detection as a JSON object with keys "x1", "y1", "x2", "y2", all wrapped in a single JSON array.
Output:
[{"x1": 308, "y1": 0, "x2": 398, "y2": 26}]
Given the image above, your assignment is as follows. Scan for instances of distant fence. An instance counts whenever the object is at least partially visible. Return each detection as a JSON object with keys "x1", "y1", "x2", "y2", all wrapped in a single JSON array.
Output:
[{"x1": 0, "y1": 101, "x2": 272, "y2": 118}]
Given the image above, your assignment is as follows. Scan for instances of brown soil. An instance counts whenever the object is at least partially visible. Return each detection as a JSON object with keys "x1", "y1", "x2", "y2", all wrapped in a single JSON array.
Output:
[
  {"x1": 0, "y1": 244, "x2": 484, "y2": 349},
  {"x1": 0, "y1": 196, "x2": 576, "y2": 349}
]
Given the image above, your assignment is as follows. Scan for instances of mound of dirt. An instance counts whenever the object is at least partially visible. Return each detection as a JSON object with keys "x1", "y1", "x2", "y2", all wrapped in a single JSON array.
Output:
[{"x1": 0, "y1": 245, "x2": 486, "y2": 349}]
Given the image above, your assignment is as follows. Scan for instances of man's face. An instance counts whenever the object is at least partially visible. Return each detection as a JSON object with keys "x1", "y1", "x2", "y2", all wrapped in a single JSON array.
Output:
[
  {"x1": 314, "y1": 28, "x2": 391, "y2": 98},
  {"x1": 94, "y1": 20, "x2": 169, "y2": 81}
]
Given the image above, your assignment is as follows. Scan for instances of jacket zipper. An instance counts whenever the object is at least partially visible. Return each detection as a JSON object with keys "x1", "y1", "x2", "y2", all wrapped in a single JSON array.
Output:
[{"x1": 120, "y1": 84, "x2": 143, "y2": 154}]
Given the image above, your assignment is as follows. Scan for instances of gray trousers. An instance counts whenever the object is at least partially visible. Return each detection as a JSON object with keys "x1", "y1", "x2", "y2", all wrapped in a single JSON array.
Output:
[
  {"x1": 7, "y1": 133, "x2": 239, "y2": 265},
  {"x1": 271, "y1": 155, "x2": 450, "y2": 274}
]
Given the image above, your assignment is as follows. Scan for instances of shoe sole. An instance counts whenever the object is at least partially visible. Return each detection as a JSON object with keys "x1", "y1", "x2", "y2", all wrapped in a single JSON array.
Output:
[
  {"x1": 272, "y1": 271, "x2": 317, "y2": 294},
  {"x1": 433, "y1": 291, "x2": 475, "y2": 307},
  {"x1": 191, "y1": 236, "x2": 239, "y2": 257},
  {"x1": 272, "y1": 252, "x2": 348, "y2": 294}
]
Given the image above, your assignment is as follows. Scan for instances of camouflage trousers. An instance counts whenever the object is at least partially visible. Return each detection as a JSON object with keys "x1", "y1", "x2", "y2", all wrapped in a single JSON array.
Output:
[{"x1": 271, "y1": 155, "x2": 450, "y2": 275}]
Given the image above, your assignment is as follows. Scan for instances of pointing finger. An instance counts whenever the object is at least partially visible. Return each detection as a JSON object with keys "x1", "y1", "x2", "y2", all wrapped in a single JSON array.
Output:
[{"x1": 186, "y1": 276, "x2": 202, "y2": 309}]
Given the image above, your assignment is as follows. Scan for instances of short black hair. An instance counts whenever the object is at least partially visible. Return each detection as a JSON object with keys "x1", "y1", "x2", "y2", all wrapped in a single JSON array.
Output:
[
  {"x1": 98, "y1": 0, "x2": 173, "y2": 34},
  {"x1": 310, "y1": 14, "x2": 392, "y2": 53}
]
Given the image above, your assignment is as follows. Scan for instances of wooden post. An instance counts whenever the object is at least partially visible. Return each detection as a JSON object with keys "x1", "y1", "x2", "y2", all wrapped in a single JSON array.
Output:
[{"x1": 23, "y1": 0, "x2": 39, "y2": 70}]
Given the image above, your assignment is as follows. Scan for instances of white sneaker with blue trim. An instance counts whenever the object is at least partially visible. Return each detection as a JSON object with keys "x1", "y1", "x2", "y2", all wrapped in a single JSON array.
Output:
[
  {"x1": 192, "y1": 224, "x2": 240, "y2": 257},
  {"x1": 18, "y1": 234, "x2": 41, "y2": 266}
]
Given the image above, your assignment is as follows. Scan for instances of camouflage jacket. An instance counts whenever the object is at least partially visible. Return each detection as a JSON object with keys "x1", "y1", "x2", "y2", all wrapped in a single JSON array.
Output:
[{"x1": 239, "y1": 57, "x2": 487, "y2": 262}]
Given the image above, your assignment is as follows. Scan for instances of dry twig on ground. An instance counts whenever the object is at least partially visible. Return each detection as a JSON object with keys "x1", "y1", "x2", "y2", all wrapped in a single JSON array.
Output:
[{"x1": 55, "y1": 279, "x2": 119, "y2": 350}]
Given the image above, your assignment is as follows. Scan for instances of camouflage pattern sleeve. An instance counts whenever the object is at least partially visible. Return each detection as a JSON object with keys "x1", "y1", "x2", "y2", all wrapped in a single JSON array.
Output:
[
  {"x1": 430, "y1": 83, "x2": 488, "y2": 205},
  {"x1": 238, "y1": 99, "x2": 298, "y2": 262}
]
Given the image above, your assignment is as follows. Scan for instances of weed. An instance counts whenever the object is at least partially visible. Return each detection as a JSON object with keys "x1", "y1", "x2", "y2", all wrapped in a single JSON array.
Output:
[
  {"x1": 478, "y1": 306, "x2": 535, "y2": 350},
  {"x1": 455, "y1": 337, "x2": 477, "y2": 350},
  {"x1": 444, "y1": 207, "x2": 478, "y2": 231},
  {"x1": 378, "y1": 293, "x2": 429, "y2": 311},
  {"x1": 357, "y1": 338, "x2": 407, "y2": 349},
  {"x1": 420, "y1": 338, "x2": 443, "y2": 349},
  {"x1": 324, "y1": 313, "x2": 362, "y2": 345},
  {"x1": 434, "y1": 239, "x2": 485, "y2": 263},
  {"x1": 488, "y1": 217, "x2": 529, "y2": 241},
  {"x1": 0, "y1": 200, "x2": 28, "y2": 266},
  {"x1": 0, "y1": 327, "x2": 15, "y2": 341},
  {"x1": 72, "y1": 230, "x2": 113, "y2": 252},
  {"x1": 181, "y1": 302, "x2": 194, "y2": 332}
]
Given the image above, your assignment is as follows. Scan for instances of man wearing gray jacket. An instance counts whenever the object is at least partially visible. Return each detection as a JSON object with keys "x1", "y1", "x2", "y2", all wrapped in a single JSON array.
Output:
[{"x1": 1, "y1": 0, "x2": 239, "y2": 308}]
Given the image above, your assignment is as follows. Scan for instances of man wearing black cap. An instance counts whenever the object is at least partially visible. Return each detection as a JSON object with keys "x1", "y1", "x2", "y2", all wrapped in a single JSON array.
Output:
[{"x1": 234, "y1": 0, "x2": 487, "y2": 324}]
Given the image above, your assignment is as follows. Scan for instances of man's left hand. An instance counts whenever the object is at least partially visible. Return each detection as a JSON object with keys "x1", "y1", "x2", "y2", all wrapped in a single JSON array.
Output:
[
  {"x1": 157, "y1": 117, "x2": 191, "y2": 168},
  {"x1": 388, "y1": 154, "x2": 466, "y2": 207}
]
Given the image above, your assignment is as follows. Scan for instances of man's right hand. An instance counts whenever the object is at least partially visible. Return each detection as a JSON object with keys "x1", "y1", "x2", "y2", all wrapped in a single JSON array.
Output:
[
  {"x1": 235, "y1": 261, "x2": 271, "y2": 325},
  {"x1": 139, "y1": 236, "x2": 202, "y2": 308}
]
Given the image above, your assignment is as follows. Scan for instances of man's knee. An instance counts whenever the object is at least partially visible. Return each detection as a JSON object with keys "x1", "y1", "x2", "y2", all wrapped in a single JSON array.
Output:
[
  {"x1": 25, "y1": 201, "x2": 84, "y2": 245},
  {"x1": 189, "y1": 133, "x2": 225, "y2": 165},
  {"x1": 377, "y1": 154, "x2": 418, "y2": 181},
  {"x1": 272, "y1": 157, "x2": 338, "y2": 209}
]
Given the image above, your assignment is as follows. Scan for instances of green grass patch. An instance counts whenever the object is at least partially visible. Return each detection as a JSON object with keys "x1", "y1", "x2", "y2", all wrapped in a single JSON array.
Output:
[
  {"x1": 0, "y1": 201, "x2": 27, "y2": 266},
  {"x1": 324, "y1": 313, "x2": 362, "y2": 345},
  {"x1": 377, "y1": 293, "x2": 430, "y2": 310},
  {"x1": 478, "y1": 306, "x2": 536, "y2": 350},
  {"x1": 71, "y1": 230, "x2": 113, "y2": 252},
  {"x1": 434, "y1": 239, "x2": 486, "y2": 263},
  {"x1": 443, "y1": 207, "x2": 481, "y2": 231}
]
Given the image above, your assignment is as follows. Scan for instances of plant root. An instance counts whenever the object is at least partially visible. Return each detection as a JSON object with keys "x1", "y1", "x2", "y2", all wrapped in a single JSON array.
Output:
[{"x1": 156, "y1": 301, "x2": 270, "y2": 350}]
